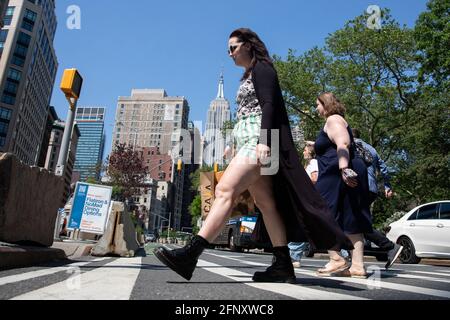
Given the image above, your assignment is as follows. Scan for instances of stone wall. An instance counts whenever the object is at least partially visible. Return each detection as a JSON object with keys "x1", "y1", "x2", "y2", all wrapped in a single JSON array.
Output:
[{"x1": 0, "y1": 153, "x2": 64, "y2": 247}]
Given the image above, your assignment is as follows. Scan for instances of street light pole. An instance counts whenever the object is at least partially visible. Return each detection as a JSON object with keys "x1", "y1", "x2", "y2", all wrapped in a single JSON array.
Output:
[
  {"x1": 56, "y1": 69, "x2": 83, "y2": 177},
  {"x1": 56, "y1": 98, "x2": 77, "y2": 177},
  {"x1": 167, "y1": 211, "x2": 172, "y2": 242}
]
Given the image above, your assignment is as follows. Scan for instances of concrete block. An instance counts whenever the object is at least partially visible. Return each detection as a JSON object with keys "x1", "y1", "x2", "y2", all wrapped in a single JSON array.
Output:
[
  {"x1": 91, "y1": 202, "x2": 140, "y2": 257},
  {"x1": 0, "y1": 153, "x2": 64, "y2": 247}
]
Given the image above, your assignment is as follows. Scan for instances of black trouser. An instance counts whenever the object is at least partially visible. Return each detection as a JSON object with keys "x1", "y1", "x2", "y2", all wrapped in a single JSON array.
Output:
[{"x1": 364, "y1": 192, "x2": 395, "y2": 251}]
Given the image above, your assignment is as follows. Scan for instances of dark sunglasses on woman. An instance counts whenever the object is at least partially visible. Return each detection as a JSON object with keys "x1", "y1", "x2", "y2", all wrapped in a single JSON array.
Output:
[{"x1": 228, "y1": 42, "x2": 244, "y2": 55}]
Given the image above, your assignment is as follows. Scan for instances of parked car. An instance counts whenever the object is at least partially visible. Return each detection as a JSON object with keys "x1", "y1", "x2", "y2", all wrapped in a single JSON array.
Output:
[
  {"x1": 386, "y1": 201, "x2": 450, "y2": 264},
  {"x1": 145, "y1": 233, "x2": 156, "y2": 243}
]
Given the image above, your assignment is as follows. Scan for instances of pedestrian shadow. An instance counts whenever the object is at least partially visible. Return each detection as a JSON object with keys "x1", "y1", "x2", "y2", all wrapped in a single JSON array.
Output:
[{"x1": 167, "y1": 281, "x2": 255, "y2": 285}]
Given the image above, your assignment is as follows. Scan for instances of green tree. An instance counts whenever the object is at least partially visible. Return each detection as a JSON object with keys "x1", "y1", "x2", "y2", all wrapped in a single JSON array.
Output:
[
  {"x1": 415, "y1": 0, "x2": 450, "y2": 86},
  {"x1": 189, "y1": 195, "x2": 202, "y2": 234}
]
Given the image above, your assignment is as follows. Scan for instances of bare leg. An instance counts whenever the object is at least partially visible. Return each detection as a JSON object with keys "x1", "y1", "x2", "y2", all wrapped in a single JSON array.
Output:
[
  {"x1": 198, "y1": 156, "x2": 261, "y2": 243},
  {"x1": 318, "y1": 250, "x2": 348, "y2": 273},
  {"x1": 347, "y1": 233, "x2": 365, "y2": 273},
  {"x1": 248, "y1": 175, "x2": 287, "y2": 247}
]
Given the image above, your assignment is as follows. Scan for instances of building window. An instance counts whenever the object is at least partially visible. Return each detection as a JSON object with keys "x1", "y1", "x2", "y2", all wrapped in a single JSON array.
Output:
[
  {"x1": 17, "y1": 32, "x2": 31, "y2": 47},
  {"x1": 0, "y1": 107, "x2": 12, "y2": 147},
  {"x1": 22, "y1": 9, "x2": 37, "y2": 32},
  {"x1": 0, "y1": 30, "x2": 9, "y2": 56},
  {"x1": 3, "y1": 7, "x2": 15, "y2": 26},
  {"x1": 8, "y1": 68, "x2": 21, "y2": 82}
]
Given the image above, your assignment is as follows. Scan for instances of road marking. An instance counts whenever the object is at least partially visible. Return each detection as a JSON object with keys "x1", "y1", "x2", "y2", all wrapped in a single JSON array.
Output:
[
  {"x1": 197, "y1": 260, "x2": 366, "y2": 300},
  {"x1": 294, "y1": 269, "x2": 450, "y2": 299},
  {"x1": 407, "y1": 270, "x2": 450, "y2": 277},
  {"x1": 0, "y1": 258, "x2": 110, "y2": 287},
  {"x1": 205, "y1": 252, "x2": 450, "y2": 299},
  {"x1": 11, "y1": 258, "x2": 142, "y2": 300},
  {"x1": 380, "y1": 271, "x2": 450, "y2": 284}
]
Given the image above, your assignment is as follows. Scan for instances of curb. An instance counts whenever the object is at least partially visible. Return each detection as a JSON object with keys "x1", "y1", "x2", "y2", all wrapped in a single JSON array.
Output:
[{"x1": 0, "y1": 245, "x2": 68, "y2": 270}]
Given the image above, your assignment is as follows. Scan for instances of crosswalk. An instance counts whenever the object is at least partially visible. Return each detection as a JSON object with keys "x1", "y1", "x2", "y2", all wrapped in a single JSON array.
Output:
[{"x1": 1, "y1": 248, "x2": 450, "y2": 300}]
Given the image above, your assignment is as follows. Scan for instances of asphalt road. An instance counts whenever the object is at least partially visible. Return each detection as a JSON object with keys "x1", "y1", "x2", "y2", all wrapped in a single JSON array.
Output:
[{"x1": 1, "y1": 244, "x2": 449, "y2": 301}]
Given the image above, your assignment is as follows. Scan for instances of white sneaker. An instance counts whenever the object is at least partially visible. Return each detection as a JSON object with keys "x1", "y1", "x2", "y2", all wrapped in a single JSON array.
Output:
[{"x1": 292, "y1": 261, "x2": 301, "y2": 268}]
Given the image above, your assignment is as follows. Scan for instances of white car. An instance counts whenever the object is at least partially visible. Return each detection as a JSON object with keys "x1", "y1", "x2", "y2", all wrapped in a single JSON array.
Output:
[{"x1": 386, "y1": 201, "x2": 450, "y2": 264}]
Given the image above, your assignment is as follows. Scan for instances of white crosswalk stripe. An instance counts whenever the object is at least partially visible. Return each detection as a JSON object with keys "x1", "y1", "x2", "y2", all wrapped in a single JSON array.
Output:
[
  {"x1": 10, "y1": 258, "x2": 142, "y2": 300},
  {"x1": 0, "y1": 258, "x2": 110, "y2": 287},
  {"x1": 205, "y1": 252, "x2": 450, "y2": 299},
  {"x1": 197, "y1": 260, "x2": 367, "y2": 300}
]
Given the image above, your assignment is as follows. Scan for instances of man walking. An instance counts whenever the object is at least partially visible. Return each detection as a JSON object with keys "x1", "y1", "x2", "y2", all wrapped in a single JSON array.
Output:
[{"x1": 353, "y1": 129, "x2": 403, "y2": 270}]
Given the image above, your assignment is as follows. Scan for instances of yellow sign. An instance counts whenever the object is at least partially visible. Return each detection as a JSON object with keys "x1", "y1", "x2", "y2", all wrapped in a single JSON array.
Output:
[{"x1": 60, "y1": 69, "x2": 83, "y2": 99}]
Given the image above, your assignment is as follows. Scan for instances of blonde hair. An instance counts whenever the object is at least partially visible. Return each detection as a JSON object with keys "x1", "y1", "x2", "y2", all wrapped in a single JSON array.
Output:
[{"x1": 318, "y1": 92, "x2": 346, "y2": 117}]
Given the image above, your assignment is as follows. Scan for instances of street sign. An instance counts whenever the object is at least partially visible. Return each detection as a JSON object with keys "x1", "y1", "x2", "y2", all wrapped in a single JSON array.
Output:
[{"x1": 67, "y1": 182, "x2": 113, "y2": 235}]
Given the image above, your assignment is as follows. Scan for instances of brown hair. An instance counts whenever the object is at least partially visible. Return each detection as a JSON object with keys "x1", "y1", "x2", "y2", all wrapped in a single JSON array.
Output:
[
  {"x1": 304, "y1": 141, "x2": 316, "y2": 159},
  {"x1": 318, "y1": 92, "x2": 346, "y2": 117},
  {"x1": 229, "y1": 28, "x2": 273, "y2": 80}
]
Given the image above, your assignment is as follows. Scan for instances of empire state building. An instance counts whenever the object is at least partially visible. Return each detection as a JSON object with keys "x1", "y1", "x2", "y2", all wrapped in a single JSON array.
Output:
[{"x1": 203, "y1": 72, "x2": 231, "y2": 166}]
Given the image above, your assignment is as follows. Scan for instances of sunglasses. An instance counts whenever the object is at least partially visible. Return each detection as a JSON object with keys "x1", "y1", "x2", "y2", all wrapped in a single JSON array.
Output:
[{"x1": 228, "y1": 42, "x2": 244, "y2": 55}]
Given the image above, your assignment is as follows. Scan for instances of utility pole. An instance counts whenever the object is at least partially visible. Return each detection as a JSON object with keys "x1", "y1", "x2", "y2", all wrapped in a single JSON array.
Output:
[{"x1": 56, "y1": 69, "x2": 83, "y2": 177}]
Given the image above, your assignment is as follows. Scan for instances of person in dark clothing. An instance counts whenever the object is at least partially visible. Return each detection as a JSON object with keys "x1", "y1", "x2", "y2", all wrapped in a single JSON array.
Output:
[
  {"x1": 314, "y1": 93, "x2": 372, "y2": 278},
  {"x1": 352, "y1": 129, "x2": 403, "y2": 270},
  {"x1": 154, "y1": 28, "x2": 353, "y2": 283}
]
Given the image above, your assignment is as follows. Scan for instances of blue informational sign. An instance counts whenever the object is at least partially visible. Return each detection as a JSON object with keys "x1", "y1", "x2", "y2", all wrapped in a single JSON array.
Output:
[
  {"x1": 68, "y1": 183, "x2": 88, "y2": 230},
  {"x1": 67, "y1": 182, "x2": 113, "y2": 234}
]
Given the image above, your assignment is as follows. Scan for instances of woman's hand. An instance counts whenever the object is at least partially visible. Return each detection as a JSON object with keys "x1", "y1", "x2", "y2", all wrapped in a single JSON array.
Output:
[
  {"x1": 341, "y1": 168, "x2": 358, "y2": 188},
  {"x1": 256, "y1": 144, "x2": 271, "y2": 165}
]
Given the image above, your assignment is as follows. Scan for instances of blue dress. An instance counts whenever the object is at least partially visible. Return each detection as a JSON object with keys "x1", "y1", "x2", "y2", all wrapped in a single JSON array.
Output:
[{"x1": 315, "y1": 127, "x2": 373, "y2": 234}]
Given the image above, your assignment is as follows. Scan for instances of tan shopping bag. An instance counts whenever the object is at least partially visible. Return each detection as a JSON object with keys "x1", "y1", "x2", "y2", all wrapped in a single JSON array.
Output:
[{"x1": 200, "y1": 171, "x2": 255, "y2": 220}]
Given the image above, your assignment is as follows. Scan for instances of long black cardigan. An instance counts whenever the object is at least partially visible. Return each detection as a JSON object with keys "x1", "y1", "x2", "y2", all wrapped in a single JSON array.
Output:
[{"x1": 251, "y1": 61, "x2": 353, "y2": 251}]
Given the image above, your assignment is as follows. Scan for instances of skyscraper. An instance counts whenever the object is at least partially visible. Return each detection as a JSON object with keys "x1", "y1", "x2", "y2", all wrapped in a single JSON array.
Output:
[
  {"x1": 73, "y1": 107, "x2": 106, "y2": 181},
  {"x1": 0, "y1": 0, "x2": 58, "y2": 165},
  {"x1": 203, "y1": 72, "x2": 231, "y2": 166},
  {"x1": 113, "y1": 89, "x2": 190, "y2": 231},
  {"x1": 113, "y1": 89, "x2": 189, "y2": 155}
]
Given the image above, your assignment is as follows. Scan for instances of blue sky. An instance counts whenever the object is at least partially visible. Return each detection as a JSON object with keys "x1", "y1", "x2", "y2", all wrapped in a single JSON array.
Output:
[{"x1": 50, "y1": 0, "x2": 428, "y2": 159}]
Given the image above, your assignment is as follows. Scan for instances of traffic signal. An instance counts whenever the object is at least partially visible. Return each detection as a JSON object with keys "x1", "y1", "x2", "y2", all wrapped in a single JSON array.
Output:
[{"x1": 60, "y1": 68, "x2": 83, "y2": 100}]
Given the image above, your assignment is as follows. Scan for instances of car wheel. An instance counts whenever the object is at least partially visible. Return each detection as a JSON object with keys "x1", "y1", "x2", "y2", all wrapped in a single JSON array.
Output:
[
  {"x1": 398, "y1": 237, "x2": 421, "y2": 264},
  {"x1": 229, "y1": 235, "x2": 242, "y2": 252},
  {"x1": 304, "y1": 244, "x2": 315, "y2": 258}
]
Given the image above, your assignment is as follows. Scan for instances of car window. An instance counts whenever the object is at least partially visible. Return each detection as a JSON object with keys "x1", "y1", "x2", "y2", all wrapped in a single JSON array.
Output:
[
  {"x1": 407, "y1": 209, "x2": 418, "y2": 221},
  {"x1": 416, "y1": 204, "x2": 438, "y2": 220},
  {"x1": 439, "y1": 202, "x2": 450, "y2": 220}
]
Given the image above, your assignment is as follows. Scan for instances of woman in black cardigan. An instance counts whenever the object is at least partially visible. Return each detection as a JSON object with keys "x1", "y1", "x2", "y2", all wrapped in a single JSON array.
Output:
[{"x1": 154, "y1": 28, "x2": 353, "y2": 283}]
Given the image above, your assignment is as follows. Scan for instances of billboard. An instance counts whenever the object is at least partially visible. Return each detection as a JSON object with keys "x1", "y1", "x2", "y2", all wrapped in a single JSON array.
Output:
[{"x1": 68, "y1": 182, "x2": 113, "y2": 234}]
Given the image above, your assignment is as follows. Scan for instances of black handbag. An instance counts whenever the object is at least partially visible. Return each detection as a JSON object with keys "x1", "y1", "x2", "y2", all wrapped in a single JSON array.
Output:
[{"x1": 354, "y1": 140, "x2": 374, "y2": 166}]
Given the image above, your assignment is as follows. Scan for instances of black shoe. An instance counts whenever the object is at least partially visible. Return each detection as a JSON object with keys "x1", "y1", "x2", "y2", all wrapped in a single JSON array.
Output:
[
  {"x1": 385, "y1": 244, "x2": 404, "y2": 270},
  {"x1": 153, "y1": 235, "x2": 209, "y2": 280},
  {"x1": 253, "y1": 246, "x2": 297, "y2": 284}
]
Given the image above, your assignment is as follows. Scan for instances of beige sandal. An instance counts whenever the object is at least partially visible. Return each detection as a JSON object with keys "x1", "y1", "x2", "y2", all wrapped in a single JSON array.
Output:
[
  {"x1": 316, "y1": 261, "x2": 350, "y2": 277},
  {"x1": 331, "y1": 268, "x2": 368, "y2": 279}
]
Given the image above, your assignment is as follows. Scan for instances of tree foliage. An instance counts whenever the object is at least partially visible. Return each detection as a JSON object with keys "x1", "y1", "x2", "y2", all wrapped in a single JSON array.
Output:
[{"x1": 105, "y1": 143, "x2": 147, "y2": 201}]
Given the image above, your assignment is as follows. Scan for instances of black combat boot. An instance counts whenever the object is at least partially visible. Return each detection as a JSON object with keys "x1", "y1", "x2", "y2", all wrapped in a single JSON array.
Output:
[
  {"x1": 252, "y1": 246, "x2": 297, "y2": 284},
  {"x1": 153, "y1": 235, "x2": 209, "y2": 281}
]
